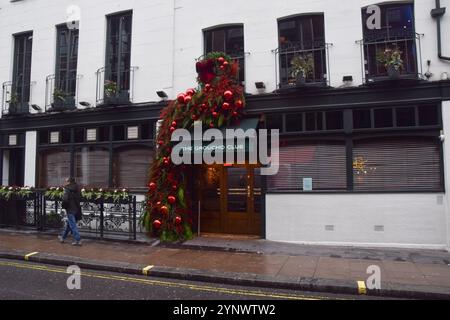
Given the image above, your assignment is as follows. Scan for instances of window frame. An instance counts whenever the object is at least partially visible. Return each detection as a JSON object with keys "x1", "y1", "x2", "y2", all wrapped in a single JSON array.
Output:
[{"x1": 55, "y1": 24, "x2": 79, "y2": 99}]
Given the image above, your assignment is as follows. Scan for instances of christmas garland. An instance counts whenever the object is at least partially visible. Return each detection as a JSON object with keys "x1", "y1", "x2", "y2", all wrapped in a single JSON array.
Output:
[{"x1": 143, "y1": 52, "x2": 246, "y2": 242}]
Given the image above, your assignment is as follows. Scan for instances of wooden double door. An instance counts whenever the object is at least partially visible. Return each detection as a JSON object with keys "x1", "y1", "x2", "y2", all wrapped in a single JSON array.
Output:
[{"x1": 196, "y1": 165, "x2": 262, "y2": 236}]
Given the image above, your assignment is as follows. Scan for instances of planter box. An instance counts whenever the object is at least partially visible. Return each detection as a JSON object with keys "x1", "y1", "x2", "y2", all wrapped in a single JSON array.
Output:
[
  {"x1": 104, "y1": 90, "x2": 130, "y2": 106},
  {"x1": 8, "y1": 102, "x2": 29, "y2": 114},
  {"x1": 50, "y1": 97, "x2": 76, "y2": 111}
]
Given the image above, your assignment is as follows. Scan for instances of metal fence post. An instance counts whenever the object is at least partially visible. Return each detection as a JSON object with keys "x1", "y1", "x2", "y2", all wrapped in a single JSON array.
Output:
[
  {"x1": 100, "y1": 200, "x2": 104, "y2": 238},
  {"x1": 132, "y1": 196, "x2": 137, "y2": 241}
]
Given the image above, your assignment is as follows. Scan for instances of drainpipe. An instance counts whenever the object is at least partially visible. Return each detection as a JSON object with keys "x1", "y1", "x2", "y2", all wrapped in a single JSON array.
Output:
[{"x1": 431, "y1": 0, "x2": 450, "y2": 61}]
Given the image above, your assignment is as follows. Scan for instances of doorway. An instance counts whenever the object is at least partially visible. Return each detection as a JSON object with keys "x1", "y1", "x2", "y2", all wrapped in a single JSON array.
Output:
[
  {"x1": 196, "y1": 164, "x2": 262, "y2": 236},
  {"x1": 8, "y1": 149, "x2": 25, "y2": 186}
]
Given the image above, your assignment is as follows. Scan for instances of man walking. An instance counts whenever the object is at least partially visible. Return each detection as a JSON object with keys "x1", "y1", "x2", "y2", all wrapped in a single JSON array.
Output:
[{"x1": 58, "y1": 177, "x2": 82, "y2": 246}]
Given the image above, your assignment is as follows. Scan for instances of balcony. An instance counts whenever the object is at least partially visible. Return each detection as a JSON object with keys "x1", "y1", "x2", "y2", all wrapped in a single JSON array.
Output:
[
  {"x1": 1, "y1": 81, "x2": 34, "y2": 116},
  {"x1": 45, "y1": 74, "x2": 82, "y2": 112},
  {"x1": 357, "y1": 32, "x2": 424, "y2": 84},
  {"x1": 273, "y1": 42, "x2": 332, "y2": 90},
  {"x1": 95, "y1": 66, "x2": 138, "y2": 107}
]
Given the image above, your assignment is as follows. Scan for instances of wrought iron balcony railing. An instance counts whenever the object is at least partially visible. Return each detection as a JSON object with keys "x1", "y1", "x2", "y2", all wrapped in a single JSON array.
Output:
[
  {"x1": 45, "y1": 74, "x2": 82, "y2": 112},
  {"x1": 273, "y1": 42, "x2": 332, "y2": 89},
  {"x1": 1, "y1": 81, "x2": 35, "y2": 116},
  {"x1": 356, "y1": 32, "x2": 424, "y2": 84},
  {"x1": 95, "y1": 66, "x2": 138, "y2": 107}
]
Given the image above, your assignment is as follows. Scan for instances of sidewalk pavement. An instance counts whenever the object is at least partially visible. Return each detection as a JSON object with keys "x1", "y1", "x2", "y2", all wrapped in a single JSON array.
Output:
[{"x1": 1, "y1": 230, "x2": 450, "y2": 299}]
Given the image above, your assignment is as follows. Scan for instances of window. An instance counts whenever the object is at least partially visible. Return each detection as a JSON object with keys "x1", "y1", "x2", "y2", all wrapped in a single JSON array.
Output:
[
  {"x1": 267, "y1": 140, "x2": 347, "y2": 191},
  {"x1": 55, "y1": 25, "x2": 79, "y2": 105},
  {"x1": 11, "y1": 32, "x2": 33, "y2": 113},
  {"x1": 278, "y1": 14, "x2": 327, "y2": 86},
  {"x1": 361, "y1": 3, "x2": 417, "y2": 79},
  {"x1": 112, "y1": 146, "x2": 153, "y2": 189},
  {"x1": 374, "y1": 108, "x2": 393, "y2": 128},
  {"x1": 286, "y1": 113, "x2": 303, "y2": 132},
  {"x1": 74, "y1": 147, "x2": 109, "y2": 188},
  {"x1": 266, "y1": 114, "x2": 283, "y2": 131},
  {"x1": 39, "y1": 149, "x2": 71, "y2": 188},
  {"x1": 106, "y1": 11, "x2": 132, "y2": 100},
  {"x1": 353, "y1": 137, "x2": 442, "y2": 191},
  {"x1": 205, "y1": 25, "x2": 245, "y2": 85}
]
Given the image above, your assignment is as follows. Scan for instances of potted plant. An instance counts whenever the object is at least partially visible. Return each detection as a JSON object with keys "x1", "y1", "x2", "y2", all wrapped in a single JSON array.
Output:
[
  {"x1": 290, "y1": 54, "x2": 314, "y2": 86},
  {"x1": 104, "y1": 80, "x2": 130, "y2": 105},
  {"x1": 377, "y1": 46, "x2": 404, "y2": 79},
  {"x1": 6, "y1": 92, "x2": 20, "y2": 114},
  {"x1": 51, "y1": 88, "x2": 75, "y2": 111}
]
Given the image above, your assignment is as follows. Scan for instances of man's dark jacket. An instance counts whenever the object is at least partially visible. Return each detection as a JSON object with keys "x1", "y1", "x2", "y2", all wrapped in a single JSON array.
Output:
[{"x1": 62, "y1": 183, "x2": 82, "y2": 221}]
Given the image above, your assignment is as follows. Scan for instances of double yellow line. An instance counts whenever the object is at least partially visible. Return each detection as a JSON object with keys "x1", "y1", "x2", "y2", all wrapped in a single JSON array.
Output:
[{"x1": 0, "y1": 260, "x2": 345, "y2": 300}]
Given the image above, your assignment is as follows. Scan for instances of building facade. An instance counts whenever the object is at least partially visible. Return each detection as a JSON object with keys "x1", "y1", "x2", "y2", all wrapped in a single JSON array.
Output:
[{"x1": 0, "y1": 0, "x2": 449, "y2": 249}]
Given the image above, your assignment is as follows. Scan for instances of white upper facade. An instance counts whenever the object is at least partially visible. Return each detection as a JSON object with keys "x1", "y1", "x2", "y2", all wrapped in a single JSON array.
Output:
[{"x1": 0, "y1": 0, "x2": 449, "y2": 113}]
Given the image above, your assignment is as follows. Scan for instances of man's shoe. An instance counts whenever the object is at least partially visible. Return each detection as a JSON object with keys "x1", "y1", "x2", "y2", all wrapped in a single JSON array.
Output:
[
  {"x1": 58, "y1": 236, "x2": 65, "y2": 243},
  {"x1": 71, "y1": 241, "x2": 82, "y2": 246}
]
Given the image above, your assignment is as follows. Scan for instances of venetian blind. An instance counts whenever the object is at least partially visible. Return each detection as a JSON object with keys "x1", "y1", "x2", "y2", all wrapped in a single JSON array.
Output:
[
  {"x1": 74, "y1": 147, "x2": 109, "y2": 188},
  {"x1": 353, "y1": 137, "x2": 442, "y2": 191},
  {"x1": 267, "y1": 141, "x2": 347, "y2": 191},
  {"x1": 112, "y1": 146, "x2": 153, "y2": 189},
  {"x1": 39, "y1": 149, "x2": 71, "y2": 188}
]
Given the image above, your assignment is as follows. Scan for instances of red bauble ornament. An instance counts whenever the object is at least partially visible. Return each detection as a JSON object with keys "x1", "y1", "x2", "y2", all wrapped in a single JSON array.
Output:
[
  {"x1": 156, "y1": 201, "x2": 162, "y2": 206},
  {"x1": 168, "y1": 195, "x2": 176, "y2": 204},
  {"x1": 177, "y1": 93, "x2": 186, "y2": 104},
  {"x1": 174, "y1": 216, "x2": 182, "y2": 225},
  {"x1": 209, "y1": 122, "x2": 215, "y2": 128},
  {"x1": 153, "y1": 220, "x2": 162, "y2": 229},
  {"x1": 186, "y1": 88, "x2": 195, "y2": 96},
  {"x1": 223, "y1": 90, "x2": 233, "y2": 101},
  {"x1": 163, "y1": 159, "x2": 170, "y2": 166},
  {"x1": 171, "y1": 121, "x2": 177, "y2": 127},
  {"x1": 184, "y1": 95, "x2": 192, "y2": 104},
  {"x1": 223, "y1": 61, "x2": 229, "y2": 67},
  {"x1": 232, "y1": 111, "x2": 238, "y2": 117},
  {"x1": 158, "y1": 140, "x2": 164, "y2": 146},
  {"x1": 160, "y1": 206, "x2": 169, "y2": 215},
  {"x1": 212, "y1": 111, "x2": 218, "y2": 118},
  {"x1": 204, "y1": 84, "x2": 211, "y2": 92},
  {"x1": 219, "y1": 65, "x2": 225, "y2": 70},
  {"x1": 218, "y1": 57, "x2": 225, "y2": 65},
  {"x1": 235, "y1": 99, "x2": 243, "y2": 108},
  {"x1": 172, "y1": 184, "x2": 178, "y2": 191},
  {"x1": 200, "y1": 103, "x2": 206, "y2": 110},
  {"x1": 222, "y1": 102, "x2": 230, "y2": 110},
  {"x1": 148, "y1": 182, "x2": 157, "y2": 192},
  {"x1": 169, "y1": 126, "x2": 176, "y2": 133},
  {"x1": 191, "y1": 114, "x2": 198, "y2": 120}
]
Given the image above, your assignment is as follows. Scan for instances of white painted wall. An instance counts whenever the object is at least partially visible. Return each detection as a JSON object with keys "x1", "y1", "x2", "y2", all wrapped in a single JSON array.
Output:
[
  {"x1": 266, "y1": 193, "x2": 447, "y2": 249},
  {"x1": 24, "y1": 131, "x2": 36, "y2": 187},
  {"x1": 0, "y1": 0, "x2": 448, "y2": 109},
  {"x1": 441, "y1": 100, "x2": 450, "y2": 251}
]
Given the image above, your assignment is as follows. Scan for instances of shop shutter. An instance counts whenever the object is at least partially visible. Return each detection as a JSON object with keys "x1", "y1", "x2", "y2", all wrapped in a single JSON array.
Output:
[
  {"x1": 353, "y1": 137, "x2": 442, "y2": 191},
  {"x1": 112, "y1": 146, "x2": 154, "y2": 189},
  {"x1": 39, "y1": 149, "x2": 71, "y2": 188},
  {"x1": 267, "y1": 140, "x2": 347, "y2": 191},
  {"x1": 74, "y1": 147, "x2": 109, "y2": 188}
]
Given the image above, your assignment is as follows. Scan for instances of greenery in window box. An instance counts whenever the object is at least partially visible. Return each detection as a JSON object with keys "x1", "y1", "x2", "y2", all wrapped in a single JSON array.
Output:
[
  {"x1": 377, "y1": 47, "x2": 404, "y2": 77},
  {"x1": 104, "y1": 80, "x2": 118, "y2": 98},
  {"x1": 53, "y1": 88, "x2": 69, "y2": 102},
  {"x1": 44, "y1": 187, "x2": 64, "y2": 200},
  {"x1": 290, "y1": 54, "x2": 314, "y2": 84},
  {"x1": 6, "y1": 92, "x2": 19, "y2": 105},
  {"x1": 0, "y1": 186, "x2": 34, "y2": 200},
  {"x1": 45, "y1": 187, "x2": 130, "y2": 203}
]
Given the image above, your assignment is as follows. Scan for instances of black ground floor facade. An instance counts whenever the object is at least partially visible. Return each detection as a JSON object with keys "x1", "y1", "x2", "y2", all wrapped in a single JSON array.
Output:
[{"x1": 1, "y1": 80, "x2": 450, "y2": 248}]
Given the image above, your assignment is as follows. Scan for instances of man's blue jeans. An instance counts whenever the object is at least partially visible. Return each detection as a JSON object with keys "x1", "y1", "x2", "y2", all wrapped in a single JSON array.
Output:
[{"x1": 62, "y1": 212, "x2": 81, "y2": 242}]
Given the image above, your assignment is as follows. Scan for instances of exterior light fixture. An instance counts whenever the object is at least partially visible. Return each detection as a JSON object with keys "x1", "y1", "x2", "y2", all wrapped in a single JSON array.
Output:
[
  {"x1": 157, "y1": 91, "x2": 168, "y2": 100},
  {"x1": 255, "y1": 82, "x2": 265, "y2": 89},
  {"x1": 31, "y1": 104, "x2": 42, "y2": 111},
  {"x1": 79, "y1": 101, "x2": 91, "y2": 107}
]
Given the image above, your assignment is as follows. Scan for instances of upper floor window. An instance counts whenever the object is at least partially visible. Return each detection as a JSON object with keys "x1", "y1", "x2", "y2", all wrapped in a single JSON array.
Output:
[
  {"x1": 361, "y1": 2, "x2": 418, "y2": 81},
  {"x1": 204, "y1": 25, "x2": 245, "y2": 85},
  {"x1": 8, "y1": 32, "x2": 33, "y2": 114},
  {"x1": 277, "y1": 14, "x2": 327, "y2": 88},
  {"x1": 105, "y1": 11, "x2": 132, "y2": 104},
  {"x1": 51, "y1": 25, "x2": 79, "y2": 110}
]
